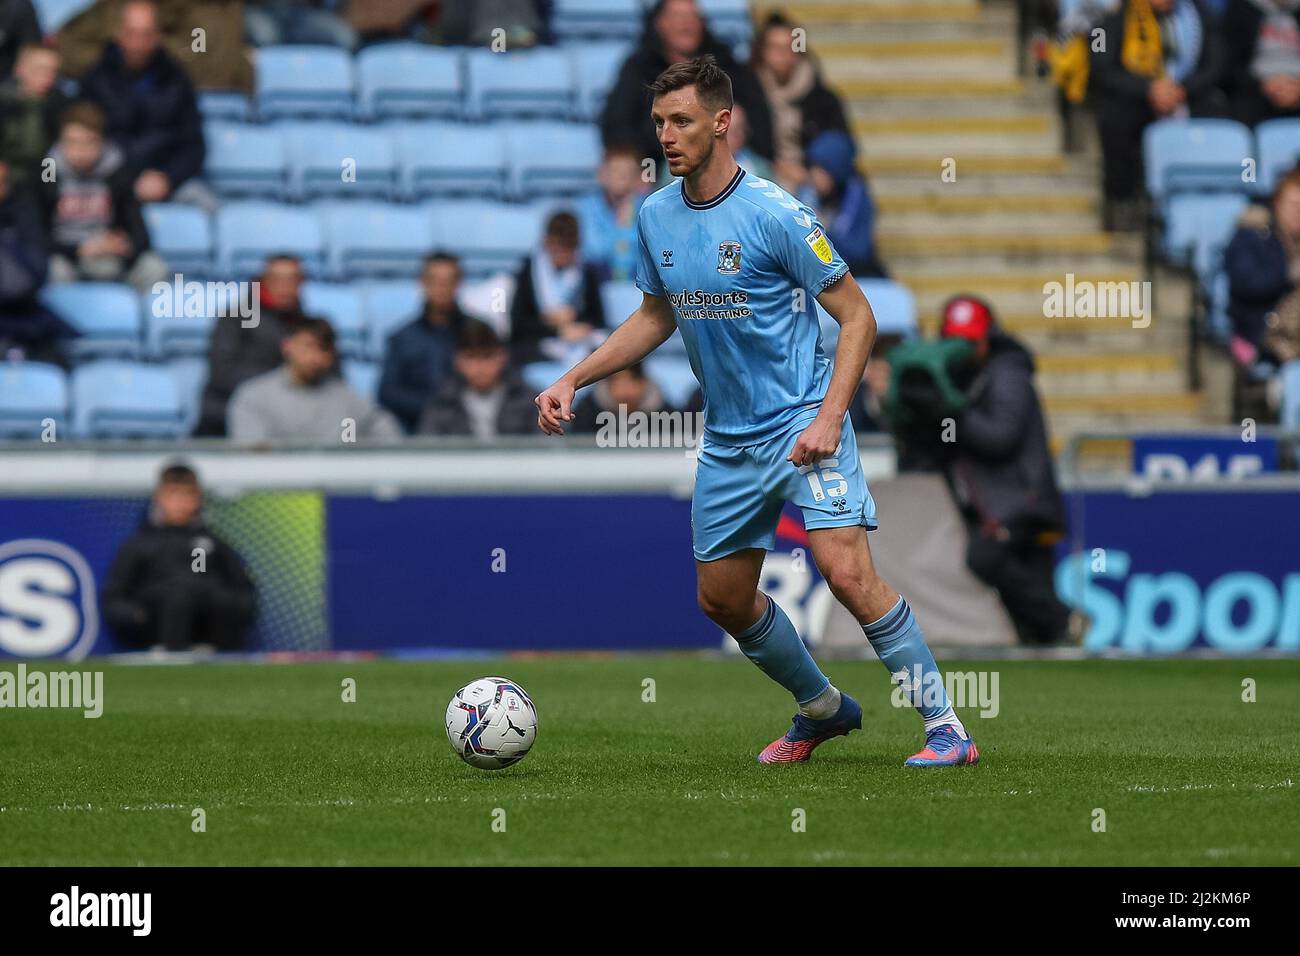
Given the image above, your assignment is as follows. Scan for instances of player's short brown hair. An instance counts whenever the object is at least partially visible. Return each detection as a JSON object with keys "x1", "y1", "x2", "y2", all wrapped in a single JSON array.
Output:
[{"x1": 647, "y1": 54, "x2": 733, "y2": 115}]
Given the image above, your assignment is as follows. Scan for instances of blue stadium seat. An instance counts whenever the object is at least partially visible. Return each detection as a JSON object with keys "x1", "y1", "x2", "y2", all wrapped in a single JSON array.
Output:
[
  {"x1": 33, "y1": 0, "x2": 93, "y2": 33},
  {"x1": 0, "y1": 362, "x2": 68, "y2": 439},
  {"x1": 142, "y1": 284, "x2": 221, "y2": 359},
  {"x1": 521, "y1": 360, "x2": 596, "y2": 407},
  {"x1": 568, "y1": 42, "x2": 633, "y2": 120},
  {"x1": 71, "y1": 360, "x2": 186, "y2": 439},
  {"x1": 204, "y1": 122, "x2": 289, "y2": 199},
  {"x1": 143, "y1": 203, "x2": 213, "y2": 278},
  {"x1": 363, "y1": 280, "x2": 425, "y2": 356},
  {"x1": 858, "y1": 279, "x2": 918, "y2": 337},
  {"x1": 357, "y1": 43, "x2": 463, "y2": 120},
  {"x1": 551, "y1": 0, "x2": 647, "y2": 41},
  {"x1": 321, "y1": 202, "x2": 434, "y2": 279},
  {"x1": 1255, "y1": 118, "x2": 1300, "y2": 195},
  {"x1": 343, "y1": 360, "x2": 381, "y2": 401},
  {"x1": 429, "y1": 201, "x2": 543, "y2": 278},
  {"x1": 599, "y1": 281, "x2": 642, "y2": 327},
  {"x1": 301, "y1": 282, "x2": 368, "y2": 358},
  {"x1": 281, "y1": 122, "x2": 398, "y2": 201},
  {"x1": 391, "y1": 122, "x2": 508, "y2": 201},
  {"x1": 465, "y1": 48, "x2": 576, "y2": 120},
  {"x1": 1143, "y1": 119, "x2": 1253, "y2": 206},
  {"x1": 198, "y1": 90, "x2": 253, "y2": 123},
  {"x1": 39, "y1": 282, "x2": 142, "y2": 359},
  {"x1": 216, "y1": 201, "x2": 326, "y2": 278},
  {"x1": 505, "y1": 122, "x2": 601, "y2": 197},
  {"x1": 1208, "y1": 270, "x2": 1232, "y2": 343},
  {"x1": 644, "y1": 355, "x2": 699, "y2": 409},
  {"x1": 166, "y1": 357, "x2": 208, "y2": 432},
  {"x1": 255, "y1": 45, "x2": 354, "y2": 120},
  {"x1": 697, "y1": 0, "x2": 753, "y2": 51},
  {"x1": 1163, "y1": 193, "x2": 1250, "y2": 279}
]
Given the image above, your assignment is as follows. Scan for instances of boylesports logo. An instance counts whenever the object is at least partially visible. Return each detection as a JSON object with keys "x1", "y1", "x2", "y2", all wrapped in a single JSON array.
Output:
[{"x1": 667, "y1": 289, "x2": 751, "y2": 320}]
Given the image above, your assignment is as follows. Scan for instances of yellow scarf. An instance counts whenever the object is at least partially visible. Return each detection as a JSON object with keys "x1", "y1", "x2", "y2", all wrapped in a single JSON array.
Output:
[{"x1": 1122, "y1": 0, "x2": 1166, "y2": 79}]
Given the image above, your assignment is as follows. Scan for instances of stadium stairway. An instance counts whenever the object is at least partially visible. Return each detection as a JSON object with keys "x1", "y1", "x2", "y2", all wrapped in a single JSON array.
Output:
[{"x1": 777, "y1": 0, "x2": 1229, "y2": 441}]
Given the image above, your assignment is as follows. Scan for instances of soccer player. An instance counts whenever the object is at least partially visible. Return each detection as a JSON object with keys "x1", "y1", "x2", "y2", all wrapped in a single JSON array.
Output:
[{"x1": 534, "y1": 55, "x2": 977, "y2": 767}]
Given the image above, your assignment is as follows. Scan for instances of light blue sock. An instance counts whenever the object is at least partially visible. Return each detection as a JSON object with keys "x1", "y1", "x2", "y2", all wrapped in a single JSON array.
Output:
[
  {"x1": 862, "y1": 597, "x2": 964, "y2": 734},
  {"x1": 734, "y1": 594, "x2": 831, "y2": 706}
]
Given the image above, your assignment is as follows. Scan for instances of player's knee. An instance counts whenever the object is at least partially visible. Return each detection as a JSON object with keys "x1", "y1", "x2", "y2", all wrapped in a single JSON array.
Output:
[
  {"x1": 820, "y1": 562, "x2": 872, "y2": 605},
  {"x1": 697, "y1": 583, "x2": 749, "y2": 627}
]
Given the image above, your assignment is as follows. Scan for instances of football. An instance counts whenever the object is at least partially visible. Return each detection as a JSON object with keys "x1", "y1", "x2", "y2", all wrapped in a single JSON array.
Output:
[{"x1": 444, "y1": 677, "x2": 538, "y2": 770}]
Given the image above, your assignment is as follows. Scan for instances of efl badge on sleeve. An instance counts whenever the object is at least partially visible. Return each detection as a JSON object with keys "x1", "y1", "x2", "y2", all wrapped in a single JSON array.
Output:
[
  {"x1": 805, "y1": 226, "x2": 834, "y2": 265},
  {"x1": 717, "y1": 240, "x2": 742, "y2": 275}
]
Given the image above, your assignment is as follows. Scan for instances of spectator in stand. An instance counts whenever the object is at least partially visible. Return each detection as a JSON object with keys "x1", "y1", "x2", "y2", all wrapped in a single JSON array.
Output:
[
  {"x1": 77, "y1": 1, "x2": 216, "y2": 211},
  {"x1": 101, "y1": 462, "x2": 256, "y2": 652},
  {"x1": 418, "y1": 320, "x2": 536, "y2": 439},
  {"x1": 40, "y1": 102, "x2": 168, "y2": 294},
  {"x1": 0, "y1": 0, "x2": 40, "y2": 78},
  {"x1": 435, "y1": 0, "x2": 543, "y2": 47},
  {"x1": 846, "y1": 336, "x2": 902, "y2": 434},
  {"x1": 378, "y1": 252, "x2": 472, "y2": 434},
  {"x1": 0, "y1": 158, "x2": 79, "y2": 366},
  {"x1": 244, "y1": 0, "x2": 359, "y2": 50},
  {"x1": 0, "y1": 45, "x2": 68, "y2": 189},
  {"x1": 570, "y1": 362, "x2": 680, "y2": 434},
  {"x1": 1090, "y1": 0, "x2": 1224, "y2": 231},
  {"x1": 799, "y1": 129, "x2": 887, "y2": 279},
  {"x1": 601, "y1": 0, "x2": 773, "y2": 169},
  {"x1": 750, "y1": 11, "x2": 852, "y2": 195},
  {"x1": 725, "y1": 102, "x2": 774, "y2": 181},
  {"x1": 195, "y1": 254, "x2": 329, "y2": 436},
  {"x1": 228, "y1": 318, "x2": 401, "y2": 443},
  {"x1": 509, "y1": 211, "x2": 606, "y2": 365},
  {"x1": 1224, "y1": 166, "x2": 1300, "y2": 370},
  {"x1": 1223, "y1": 0, "x2": 1300, "y2": 127},
  {"x1": 576, "y1": 147, "x2": 650, "y2": 284}
]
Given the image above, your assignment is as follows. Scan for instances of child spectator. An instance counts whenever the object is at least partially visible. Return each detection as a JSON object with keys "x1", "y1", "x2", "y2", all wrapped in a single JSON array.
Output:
[
  {"x1": 0, "y1": 45, "x2": 68, "y2": 188},
  {"x1": 418, "y1": 320, "x2": 536, "y2": 439},
  {"x1": 801, "y1": 130, "x2": 887, "y2": 279},
  {"x1": 570, "y1": 362, "x2": 679, "y2": 434},
  {"x1": 576, "y1": 147, "x2": 649, "y2": 283},
  {"x1": 509, "y1": 211, "x2": 606, "y2": 365}
]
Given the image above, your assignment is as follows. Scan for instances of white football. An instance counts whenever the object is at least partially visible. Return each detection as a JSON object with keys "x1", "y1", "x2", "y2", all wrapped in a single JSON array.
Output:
[{"x1": 445, "y1": 677, "x2": 538, "y2": 770}]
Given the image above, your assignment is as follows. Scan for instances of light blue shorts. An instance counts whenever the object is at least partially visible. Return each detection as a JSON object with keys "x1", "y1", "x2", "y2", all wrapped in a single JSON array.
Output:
[{"x1": 692, "y1": 410, "x2": 878, "y2": 562}]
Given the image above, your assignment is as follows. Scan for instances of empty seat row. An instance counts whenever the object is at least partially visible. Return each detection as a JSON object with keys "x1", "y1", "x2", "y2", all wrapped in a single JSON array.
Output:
[
  {"x1": 1145, "y1": 117, "x2": 1300, "y2": 204},
  {"x1": 203, "y1": 119, "x2": 602, "y2": 203}
]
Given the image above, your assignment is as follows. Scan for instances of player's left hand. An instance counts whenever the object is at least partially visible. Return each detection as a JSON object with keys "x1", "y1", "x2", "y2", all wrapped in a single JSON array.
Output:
[{"x1": 787, "y1": 415, "x2": 840, "y2": 467}]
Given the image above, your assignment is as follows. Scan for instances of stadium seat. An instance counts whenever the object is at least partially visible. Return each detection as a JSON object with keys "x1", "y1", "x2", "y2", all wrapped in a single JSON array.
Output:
[
  {"x1": 504, "y1": 122, "x2": 602, "y2": 197},
  {"x1": 142, "y1": 284, "x2": 222, "y2": 359},
  {"x1": 38, "y1": 282, "x2": 142, "y2": 359},
  {"x1": 255, "y1": 45, "x2": 354, "y2": 120},
  {"x1": 521, "y1": 360, "x2": 595, "y2": 406},
  {"x1": 320, "y1": 202, "x2": 434, "y2": 279},
  {"x1": 301, "y1": 282, "x2": 368, "y2": 358},
  {"x1": 465, "y1": 48, "x2": 576, "y2": 120},
  {"x1": 204, "y1": 122, "x2": 290, "y2": 199},
  {"x1": 198, "y1": 90, "x2": 253, "y2": 123},
  {"x1": 33, "y1": 0, "x2": 93, "y2": 34},
  {"x1": 357, "y1": 43, "x2": 463, "y2": 120},
  {"x1": 143, "y1": 203, "x2": 214, "y2": 278},
  {"x1": 644, "y1": 355, "x2": 699, "y2": 409},
  {"x1": 568, "y1": 42, "x2": 633, "y2": 120},
  {"x1": 429, "y1": 201, "x2": 543, "y2": 278},
  {"x1": 551, "y1": 0, "x2": 647, "y2": 41},
  {"x1": 363, "y1": 280, "x2": 425, "y2": 356},
  {"x1": 71, "y1": 360, "x2": 186, "y2": 439},
  {"x1": 1162, "y1": 193, "x2": 1250, "y2": 279},
  {"x1": 697, "y1": 0, "x2": 753, "y2": 51},
  {"x1": 858, "y1": 279, "x2": 919, "y2": 338},
  {"x1": 1255, "y1": 119, "x2": 1300, "y2": 195},
  {"x1": 599, "y1": 281, "x2": 642, "y2": 328},
  {"x1": 281, "y1": 122, "x2": 398, "y2": 201},
  {"x1": 391, "y1": 122, "x2": 508, "y2": 200},
  {"x1": 343, "y1": 360, "x2": 381, "y2": 401},
  {"x1": 166, "y1": 357, "x2": 208, "y2": 432},
  {"x1": 0, "y1": 362, "x2": 68, "y2": 439},
  {"x1": 1143, "y1": 119, "x2": 1254, "y2": 206},
  {"x1": 216, "y1": 201, "x2": 326, "y2": 278}
]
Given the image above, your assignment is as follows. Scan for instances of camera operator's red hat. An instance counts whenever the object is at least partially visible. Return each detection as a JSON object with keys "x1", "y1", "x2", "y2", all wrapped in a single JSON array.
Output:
[{"x1": 939, "y1": 296, "x2": 994, "y2": 342}]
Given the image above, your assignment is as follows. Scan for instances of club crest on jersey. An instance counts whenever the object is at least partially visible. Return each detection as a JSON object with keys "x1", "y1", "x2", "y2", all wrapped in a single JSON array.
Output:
[
  {"x1": 805, "y1": 227, "x2": 833, "y2": 265},
  {"x1": 717, "y1": 240, "x2": 742, "y2": 275}
]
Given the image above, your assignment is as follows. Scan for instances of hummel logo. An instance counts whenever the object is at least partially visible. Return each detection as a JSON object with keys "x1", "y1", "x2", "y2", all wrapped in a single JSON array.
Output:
[{"x1": 661, "y1": 249, "x2": 674, "y2": 267}]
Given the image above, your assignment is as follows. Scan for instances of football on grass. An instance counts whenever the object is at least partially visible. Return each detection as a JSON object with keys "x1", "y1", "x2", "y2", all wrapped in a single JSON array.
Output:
[{"x1": 445, "y1": 677, "x2": 538, "y2": 770}]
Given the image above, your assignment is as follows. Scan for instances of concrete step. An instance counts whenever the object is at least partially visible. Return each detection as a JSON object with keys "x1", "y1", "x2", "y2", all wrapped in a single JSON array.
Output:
[
  {"x1": 823, "y1": 51, "x2": 1014, "y2": 82},
  {"x1": 1043, "y1": 391, "x2": 1204, "y2": 418},
  {"x1": 776, "y1": 1, "x2": 981, "y2": 24},
  {"x1": 1033, "y1": 352, "x2": 1188, "y2": 394},
  {"x1": 878, "y1": 209, "x2": 1099, "y2": 234},
  {"x1": 878, "y1": 230, "x2": 1122, "y2": 258},
  {"x1": 838, "y1": 76, "x2": 1025, "y2": 98}
]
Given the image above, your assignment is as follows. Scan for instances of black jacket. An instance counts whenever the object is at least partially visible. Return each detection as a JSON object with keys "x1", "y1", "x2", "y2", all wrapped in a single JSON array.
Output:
[
  {"x1": 1224, "y1": 202, "x2": 1291, "y2": 356},
  {"x1": 378, "y1": 305, "x2": 472, "y2": 433},
  {"x1": 508, "y1": 255, "x2": 606, "y2": 364},
  {"x1": 417, "y1": 373, "x2": 537, "y2": 437},
  {"x1": 600, "y1": 18, "x2": 774, "y2": 163},
  {"x1": 101, "y1": 515, "x2": 256, "y2": 631},
  {"x1": 0, "y1": 185, "x2": 78, "y2": 353},
  {"x1": 78, "y1": 42, "x2": 206, "y2": 187},
  {"x1": 945, "y1": 331, "x2": 1066, "y2": 538},
  {"x1": 38, "y1": 144, "x2": 152, "y2": 263},
  {"x1": 1091, "y1": 0, "x2": 1224, "y2": 109},
  {"x1": 0, "y1": 0, "x2": 40, "y2": 79}
]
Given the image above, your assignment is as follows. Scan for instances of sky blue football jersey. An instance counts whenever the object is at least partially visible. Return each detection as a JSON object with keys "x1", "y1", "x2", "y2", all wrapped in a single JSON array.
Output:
[{"x1": 633, "y1": 166, "x2": 849, "y2": 447}]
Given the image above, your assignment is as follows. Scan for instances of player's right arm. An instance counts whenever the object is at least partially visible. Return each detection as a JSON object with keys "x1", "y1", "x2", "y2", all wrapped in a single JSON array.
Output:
[{"x1": 534, "y1": 292, "x2": 676, "y2": 435}]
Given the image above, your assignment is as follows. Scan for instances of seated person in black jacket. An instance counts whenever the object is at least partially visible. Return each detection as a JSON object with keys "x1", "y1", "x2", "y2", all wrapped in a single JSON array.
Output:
[
  {"x1": 1223, "y1": 0, "x2": 1300, "y2": 127},
  {"x1": 378, "y1": 252, "x2": 471, "y2": 433},
  {"x1": 419, "y1": 320, "x2": 537, "y2": 439},
  {"x1": 509, "y1": 211, "x2": 606, "y2": 365},
  {"x1": 101, "y1": 463, "x2": 256, "y2": 652}
]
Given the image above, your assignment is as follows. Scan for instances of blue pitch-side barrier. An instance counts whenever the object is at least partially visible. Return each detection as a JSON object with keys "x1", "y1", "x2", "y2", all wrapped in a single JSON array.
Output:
[{"x1": 0, "y1": 484, "x2": 1297, "y2": 659}]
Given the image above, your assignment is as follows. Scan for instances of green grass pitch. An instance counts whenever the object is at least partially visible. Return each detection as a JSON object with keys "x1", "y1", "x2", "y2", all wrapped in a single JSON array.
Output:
[{"x1": 1, "y1": 657, "x2": 1296, "y2": 866}]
